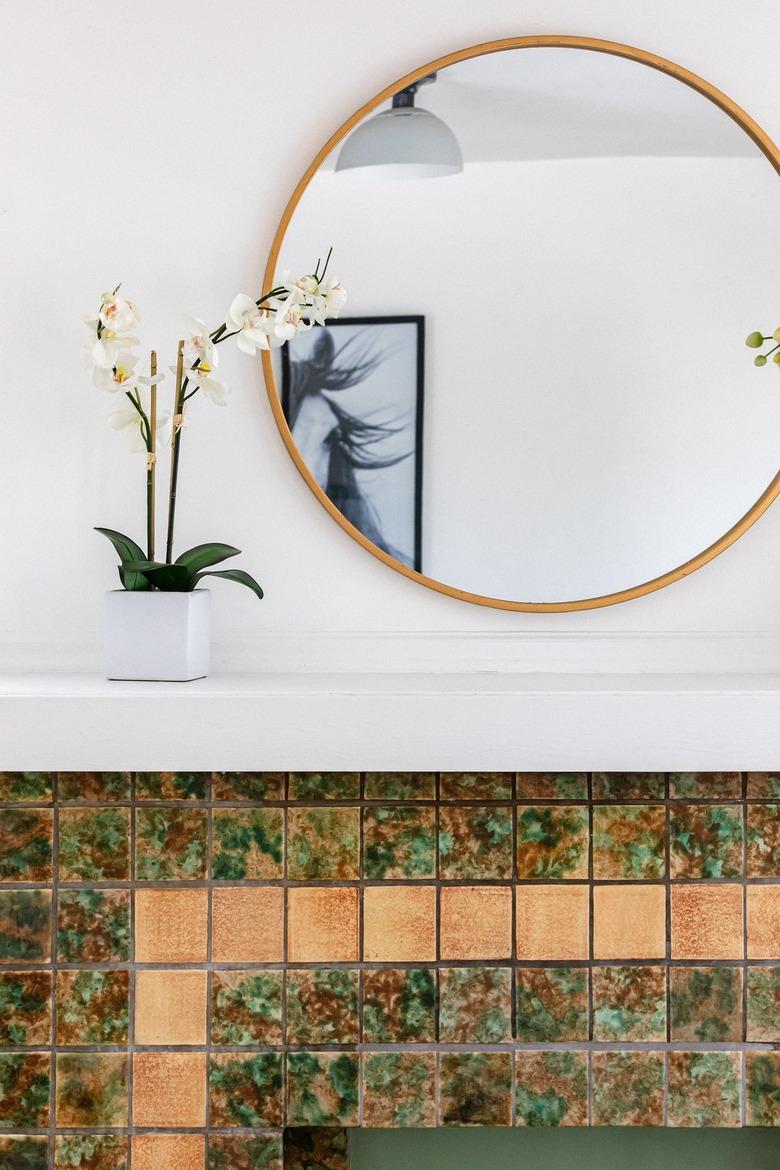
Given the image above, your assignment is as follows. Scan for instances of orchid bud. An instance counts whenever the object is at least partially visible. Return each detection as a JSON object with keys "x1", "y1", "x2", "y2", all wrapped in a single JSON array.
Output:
[
  {"x1": 755, "y1": 355, "x2": 767, "y2": 367},
  {"x1": 746, "y1": 331, "x2": 764, "y2": 348}
]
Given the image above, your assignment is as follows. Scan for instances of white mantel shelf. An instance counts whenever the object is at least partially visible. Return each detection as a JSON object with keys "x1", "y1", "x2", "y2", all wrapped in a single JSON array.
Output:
[{"x1": 3, "y1": 671, "x2": 780, "y2": 771}]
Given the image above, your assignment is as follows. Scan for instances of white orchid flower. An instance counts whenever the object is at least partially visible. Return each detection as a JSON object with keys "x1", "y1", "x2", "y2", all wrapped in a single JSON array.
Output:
[
  {"x1": 109, "y1": 391, "x2": 171, "y2": 452},
  {"x1": 319, "y1": 277, "x2": 347, "y2": 321},
  {"x1": 185, "y1": 360, "x2": 228, "y2": 406},
  {"x1": 227, "y1": 294, "x2": 285, "y2": 354},
  {"x1": 183, "y1": 315, "x2": 216, "y2": 370},
  {"x1": 98, "y1": 292, "x2": 140, "y2": 336},
  {"x1": 274, "y1": 297, "x2": 311, "y2": 339},
  {"x1": 92, "y1": 355, "x2": 141, "y2": 393}
]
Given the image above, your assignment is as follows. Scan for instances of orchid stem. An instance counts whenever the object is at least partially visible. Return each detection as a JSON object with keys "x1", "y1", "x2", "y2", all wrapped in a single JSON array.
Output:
[
  {"x1": 165, "y1": 340, "x2": 185, "y2": 563},
  {"x1": 147, "y1": 350, "x2": 157, "y2": 561}
]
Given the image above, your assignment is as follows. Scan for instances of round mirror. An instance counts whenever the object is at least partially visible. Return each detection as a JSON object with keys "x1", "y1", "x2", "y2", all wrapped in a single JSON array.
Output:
[{"x1": 263, "y1": 37, "x2": 780, "y2": 611}]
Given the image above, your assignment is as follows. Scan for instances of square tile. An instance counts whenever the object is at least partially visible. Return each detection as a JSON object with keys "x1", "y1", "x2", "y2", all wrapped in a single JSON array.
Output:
[
  {"x1": 57, "y1": 771, "x2": 131, "y2": 801},
  {"x1": 0, "y1": 810, "x2": 53, "y2": 883},
  {"x1": 132, "y1": 1052, "x2": 207, "y2": 1127},
  {"x1": 57, "y1": 889, "x2": 130, "y2": 962},
  {"x1": 286, "y1": 1052, "x2": 359, "y2": 1127},
  {"x1": 363, "y1": 1052, "x2": 435, "y2": 1127},
  {"x1": 0, "y1": 773, "x2": 52, "y2": 803},
  {"x1": 364, "y1": 886, "x2": 435, "y2": 961},
  {"x1": 594, "y1": 885, "x2": 666, "y2": 959},
  {"x1": 591, "y1": 1050, "x2": 664, "y2": 1126},
  {"x1": 516, "y1": 805, "x2": 589, "y2": 879},
  {"x1": 364, "y1": 773, "x2": 436, "y2": 800},
  {"x1": 287, "y1": 807, "x2": 359, "y2": 880},
  {"x1": 440, "y1": 886, "x2": 512, "y2": 960},
  {"x1": 747, "y1": 804, "x2": 780, "y2": 876},
  {"x1": 515, "y1": 1051, "x2": 588, "y2": 1127},
  {"x1": 212, "y1": 969, "x2": 283, "y2": 1045},
  {"x1": 56, "y1": 1053, "x2": 127, "y2": 1127},
  {"x1": 669, "y1": 804, "x2": 743, "y2": 878},
  {"x1": 669, "y1": 772, "x2": 742, "y2": 799},
  {"x1": 0, "y1": 890, "x2": 51, "y2": 964},
  {"x1": 747, "y1": 966, "x2": 780, "y2": 1040},
  {"x1": 132, "y1": 1134, "x2": 204, "y2": 1170},
  {"x1": 135, "y1": 970, "x2": 207, "y2": 1046},
  {"x1": 134, "y1": 888, "x2": 208, "y2": 963},
  {"x1": 0, "y1": 1053, "x2": 50, "y2": 1127},
  {"x1": 747, "y1": 773, "x2": 780, "y2": 799},
  {"x1": 515, "y1": 967, "x2": 588, "y2": 1041},
  {"x1": 670, "y1": 966, "x2": 742, "y2": 1041},
  {"x1": 439, "y1": 806, "x2": 513, "y2": 880},
  {"x1": 668, "y1": 1051, "x2": 740, "y2": 1127},
  {"x1": 592, "y1": 966, "x2": 666, "y2": 1041},
  {"x1": 213, "y1": 887, "x2": 284, "y2": 962},
  {"x1": 56, "y1": 1134, "x2": 128, "y2": 1170},
  {"x1": 58, "y1": 808, "x2": 129, "y2": 881},
  {"x1": 592, "y1": 805, "x2": 665, "y2": 880},
  {"x1": 517, "y1": 885, "x2": 589, "y2": 960},
  {"x1": 211, "y1": 771, "x2": 284, "y2": 801},
  {"x1": 135, "y1": 771, "x2": 209, "y2": 800},
  {"x1": 283, "y1": 1129, "x2": 347, "y2": 1170},
  {"x1": 0, "y1": 1136, "x2": 48, "y2": 1169},
  {"x1": 209, "y1": 1052, "x2": 284, "y2": 1127},
  {"x1": 286, "y1": 968, "x2": 359, "y2": 1045},
  {"x1": 0, "y1": 971, "x2": 50, "y2": 1047},
  {"x1": 363, "y1": 805, "x2": 435, "y2": 879},
  {"x1": 208, "y1": 1133, "x2": 282, "y2": 1170},
  {"x1": 746, "y1": 1051, "x2": 780, "y2": 1126},
  {"x1": 439, "y1": 967, "x2": 511, "y2": 1042},
  {"x1": 592, "y1": 773, "x2": 664, "y2": 799},
  {"x1": 671, "y1": 885, "x2": 744, "y2": 959},
  {"x1": 135, "y1": 807, "x2": 207, "y2": 880},
  {"x1": 516, "y1": 773, "x2": 588, "y2": 800},
  {"x1": 361, "y1": 968, "x2": 435, "y2": 1043},
  {"x1": 288, "y1": 773, "x2": 360, "y2": 800},
  {"x1": 56, "y1": 970, "x2": 129, "y2": 1045},
  {"x1": 440, "y1": 1052, "x2": 512, "y2": 1126},
  {"x1": 287, "y1": 887, "x2": 358, "y2": 963},
  {"x1": 747, "y1": 885, "x2": 780, "y2": 958},
  {"x1": 211, "y1": 807, "x2": 284, "y2": 880},
  {"x1": 439, "y1": 772, "x2": 512, "y2": 800}
]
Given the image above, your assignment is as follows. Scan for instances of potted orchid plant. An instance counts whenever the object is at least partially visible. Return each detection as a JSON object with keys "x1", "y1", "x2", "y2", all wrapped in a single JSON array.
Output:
[{"x1": 82, "y1": 254, "x2": 346, "y2": 680}]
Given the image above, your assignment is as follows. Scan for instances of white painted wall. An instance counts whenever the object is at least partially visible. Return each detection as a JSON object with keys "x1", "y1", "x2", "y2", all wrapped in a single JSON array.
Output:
[{"x1": 2, "y1": 0, "x2": 780, "y2": 673}]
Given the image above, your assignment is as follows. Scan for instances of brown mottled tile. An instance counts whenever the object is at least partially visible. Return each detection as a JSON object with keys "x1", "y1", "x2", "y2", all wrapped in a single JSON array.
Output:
[
  {"x1": 671, "y1": 885, "x2": 744, "y2": 959},
  {"x1": 134, "y1": 888, "x2": 208, "y2": 963},
  {"x1": 0, "y1": 809, "x2": 53, "y2": 883},
  {"x1": 517, "y1": 885, "x2": 589, "y2": 960},
  {"x1": 592, "y1": 805, "x2": 665, "y2": 880},
  {"x1": 56, "y1": 1053, "x2": 128, "y2": 1127},
  {"x1": 440, "y1": 805, "x2": 513, "y2": 879},
  {"x1": 747, "y1": 966, "x2": 780, "y2": 1041},
  {"x1": 670, "y1": 804, "x2": 743, "y2": 879},
  {"x1": 287, "y1": 886, "x2": 358, "y2": 963},
  {"x1": 287, "y1": 807, "x2": 360, "y2": 880},
  {"x1": 211, "y1": 771, "x2": 284, "y2": 800},
  {"x1": 0, "y1": 970, "x2": 51, "y2": 1046},
  {"x1": 747, "y1": 804, "x2": 780, "y2": 877},
  {"x1": 211, "y1": 806, "x2": 284, "y2": 880},
  {"x1": 440, "y1": 1052, "x2": 512, "y2": 1126},
  {"x1": 56, "y1": 1134, "x2": 128, "y2": 1170},
  {"x1": 135, "y1": 771, "x2": 208, "y2": 800},
  {"x1": 747, "y1": 885, "x2": 780, "y2": 958},
  {"x1": 211, "y1": 969, "x2": 283, "y2": 1046},
  {"x1": 288, "y1": 773, "x2": 360, "y2": 800},
  {"x1": 209, "y1": 1052, "x2": 284, "y2": 1127},
  {"x1": 362, "y1": 968, "x2": 435, "y2": 1043},
  {"x1": 135, "y1": 970, "x2": 207, "y2": 1046},
  {"x1": 0, "y1": 889, "x2": 51, "y2": 964},
  {"x1": 210, "y1": 1132, "x2": 283, "y2": 1170},
  {"x1": 364, "y1": 886, "x2": 435, "y2": 962},
  {"x1": 132, "y1": 1053, "x2": 207, "y2": 1127},
  {"x1": 670, "y1": 966, "x2": 742, "y2": 1041},
  {"x1": 286, "y1": 968, "x2": 359, "y2": 1045},
  {"x1": 286, "y1": 1052, "x2": 358, "y2": 1126},
  {"x1": 515, "y1": 967, "x2": 588, "y2": 1041},
  {"x1": 0, "y1": 1052, "x2": 50, "y2": 1127},
  {"x1": 668, "y1": 1051, "x2": 741, "y2": 1127},
  {"x1": 132, "y1": 1134, "x2": 204, "y2": 1170},
  {"x1": 363, "y1": 1052, "x2": 435, "y2": 1127},
  {"x1": 0, "y1": 1136, "x2": 49, "y2": 1169},
  {"x1": 135, "y1": 807, "x2": 207, "y2": 880},
  {"x1": 56, "y1": 771, "x2": 131, "y2": 801},
  {"x1": 747, "y1": 773, "x2": 780, "y2": 799},
  {"x1": 439, "y1": 967, "x2": 512, "y2": 1042},
  {"x1": 363, "y1": 804, "x2": 436, "y2": 879},
  {"x1": 669, "y1": 772, "x2": 742, "y2": 799},
  {"x1": 516, "y1": 773, "x2": 588, "y2": 800},
  {"x1": 746, "y1": 1051, "x2": 780, "y2": 1126},
  {"x1": 57, "y1": 889, "x2": 130, "y2": 963},
  {"x1": 515, "y1": 1051, "x2": 588, "y2": 1127},
  {"x1": 0, "y1": 773, "x2": 52, "y2": 803},
  {"x1": 440, "y1": 886, "x2": 512, "y2": 960},
  {"x1": 592, "y1": 773, "x2": 664, "y2": 799},
  {"x1": 592, "y1": 966, "x2": 666, "y2": 1041},
  {"x1": 364, "y1": 773, "x2": 436, "y2": 800},
  {"x1": 56, "y1": 969, "x2": 129, "y2": 1045},
  {"x1": 283, "y1": 1128, "x2": 346, "y2": 1170},
  {"x1": 439, "y1": 773, "x2": 512, "y2": 800},
  {"x1": 58, "y1": 808, "x2": 129, "y2": 881},
  {"x1": 592, "y1": 1050, "x2": 664, "y2": 1126},
  {"x1": 516, "y1": 805, "x2": 589, "y2": 879},
  {"x1": 593, "y1": 885, "x2": 666, "y2": 960},
  {"x1": 212, "y1": 887, "x2": 284, "y2": 962}
]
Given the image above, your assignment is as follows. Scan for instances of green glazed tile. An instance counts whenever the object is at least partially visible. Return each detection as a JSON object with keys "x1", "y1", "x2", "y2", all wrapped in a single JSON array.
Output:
[
  {"x1": 0, "y1": 810, "x2": 52, "y2": 883},
  {"x1": 0, "y1": 1135, "x2": 49, "y2": 1170},
  {"x1": 56, "y1": 890, "x2": 129, "y2": 963},
  {"x1": 0, "y1": 774, "x2": 52, "y2": 804},
  {"x1": 515, "y1": 968, "x2": 588, "y2": 1042},
  {"x1": 0, "y1": 890, "x2": 51, "y2": 964},
  {"x1": 592, "y1": 773, "x2": 665, "y2": 799},
  {"x1": 515, "y1": 1051, "x2": 588, "y2": 1127},
  {"x1": 287, "y1": 808, "x2": 359, "y2": 880},
  {"x1": 212, "y1": 772, "x2": 284, "y2": 801},
  {"x1": 286, "y1": 969, "x2": 358, "y2": 1045},
  {"x1": 670, "y1": 804, "x2": 743, "y2": 878},
  {"x1": 56, "y1": 970, "x2": 128, "y2": 1045},
  {"x1": 747, "y1": 804, "x2": 780, "y2": 877},
  {"x1": 0, "y1": 971, "x2": 51, "y2": 1046},
  {"x1": 592, "y1": 1050, "x2": 664, "y2": 1126},
  {"x1": 516, "y1": 805, "x2": 588, "y2": 879},
  {"x1": 0, "y1": 1053, "x2": 50, "y2": 1127},
  {"x1": 286, "y1": 1052, "x2": 359, "y2": 1127},
  {"x1": 439, "y1": 967, "x2": 511, "y2": 1043},
  {"x1": 363, "y1": 805, "x2": 435, "y2": 879},
  {"x1": 212, "y1": 969, "x2": 283, "y2": 1045},
  {"x1": 283, "y1": 1127, "x2": 348, "y2": 1170},
  {"x1": 440, "y1": 1052, "x2": 512, "y2": 1126},
  {"x1": 208, "y1": 1132, "x2": 283, "y2": 1170},
  {"x1": 747, "y1": 967, "x2": 780, "y2": 1041},
  {"x1": 58, "y1": 809, "x2": 129, "y2": 882},
  {"x1": 592, "y1": 805, "x2": 665, "y2": 880},
  {"x1": 135, "y1": 771, "x2": 209, "y2": 799},
  {"x1": 516, "y1": 773, "x2": 588, "y2": 800},
  {"x1": 746, "y1": 1052, "x2": 780, "y2": 1126},
  {"x1": 55, "y1": 1053, "x2": 127, "y2": 1127},
  {"x1": 362, "y1": 968, "x2": 435, "y2": 1043},
  {"x1": 56, "y1": 772, "x2": 131, "y2": 801},
  {"x1": 439, "y1": 773, "x2": 512, "y2": 800},
  {"x1": 54, "y1": 1134, "x2": 128, "y2": 1170},
  {"x1": 363, "y1": 1052, "x2": 435, "y2": 1127},
  {"x1": 669, "y1": 772, "x2": 742, "y2": 799},
  {"x1": 212, "y1": 807, "x2": 284, "y2": 879},
  {"x1": 439, "y1": 805, "x2": 513, "y2": 880},
  {"x1": 668, "y1": 1051, "x2": 740, "y2": 1127},
  {"x1": 134, "y1": 807, "x2": 207, "y2": 880},
  {"x1": 209, "y1": 1052, "x2": 284, "y2": 1127},
  {"x1": 364, "y1": 773, "x2": 436, "y2": 800},
  {"x1": 670, "y1": 966, "x2": 742, "y2": 1042},
  {"x1": 592, "y1": 966, "x2": 666, "y2": 1041},
  {"x1": 288, "y1": 773, "x2": 360, "y2": 801},
  {"x1": 747, "y1": 773, "x2": 780, "y2": 799}
]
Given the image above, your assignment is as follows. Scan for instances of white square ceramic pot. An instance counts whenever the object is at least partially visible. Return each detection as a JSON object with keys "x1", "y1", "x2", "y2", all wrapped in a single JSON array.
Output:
[{"x1": 105, "y1": 589, "x2": 211, "y2": 681}]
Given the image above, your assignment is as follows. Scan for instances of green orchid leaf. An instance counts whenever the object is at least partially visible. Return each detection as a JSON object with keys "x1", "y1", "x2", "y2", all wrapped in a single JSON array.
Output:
[
  {"x1": 195, "y1": 568, "x2": 264, "y2": 600},
  {"x1": 95, "y1": 527, "x2": 147, "y2": 564},
  {"x1": 118, "y1": 564, "x2": 151, "y2": 591},
  {"x1": 125, "y1": 560, "x2": 193, "y2": 592},
  {"x1": 174, "y1": 542, "x2": 241, "y2": 574}
]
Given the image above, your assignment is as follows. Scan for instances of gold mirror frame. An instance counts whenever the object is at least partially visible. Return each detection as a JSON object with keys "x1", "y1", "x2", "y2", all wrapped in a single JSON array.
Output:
[{"x1": 262, "y1": 34, "x2": 780, "y2": 612}]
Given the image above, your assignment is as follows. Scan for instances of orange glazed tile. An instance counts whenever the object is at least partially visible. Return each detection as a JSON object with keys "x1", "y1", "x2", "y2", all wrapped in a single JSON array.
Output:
[
  {"x1": 671, "y1": 885, "x2": 744, "y2": 960},
  {"x1": 133, "y1": 1053, "x2": 207, "y2": 1128},
  {"x1": 440, "y1": 886, "x2": 512, "y2": 960},
  {"x1": 747, "y1": 885, "x2": 780, "y2": 958},
  {"x1": 364, "y1": 886, "x2": 436, "y2": 962},
  {"x1": 134, "y1": 970, "x2": 207, "y2": 1046},
  {"x1": 517, "y1": 885, "x2": 589, "y2": 960},
  {"x1": 131, "y1": 1134, "x2": 205, "y2": 1170},
  {"x1": 212, "y1": 887, "x2": 284, "y2": 963},
  {"x1": 287, "y1": 886, "x2": 359, "y2": 963},
  {"x1": 134, "y1": 889, "x2": 208, "y2": 963},
  {"x1": 593, "y1": 885, "x2": 666, "y2": 960}
]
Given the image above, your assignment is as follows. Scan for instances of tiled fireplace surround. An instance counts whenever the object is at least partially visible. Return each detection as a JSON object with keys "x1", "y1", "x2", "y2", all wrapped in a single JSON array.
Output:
[{"x1": 0, "y1": 770, "x2": 778, "y2": 1170}]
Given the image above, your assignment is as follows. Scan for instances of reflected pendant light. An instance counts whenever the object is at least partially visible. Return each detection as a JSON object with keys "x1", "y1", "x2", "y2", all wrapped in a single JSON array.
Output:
[{"x1": 335, "y1": 72, "x2": 463, "y2": 178}]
